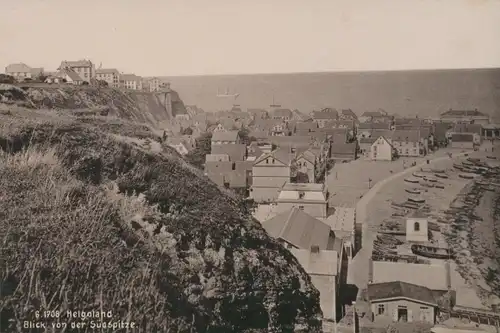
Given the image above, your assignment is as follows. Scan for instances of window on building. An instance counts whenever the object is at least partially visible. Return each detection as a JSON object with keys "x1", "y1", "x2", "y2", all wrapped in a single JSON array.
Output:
[
  {"x1": 266, "y1": 159, "x2": 269, "y2": 164},
  {"x1": 298, "y1": 206, "x2": 304, "y2": 210},
  {"x1": 414, "y1": 221, "x2": 420, "y2": 231},
  {"x1": 232, "y1": 163, "x2": 236, "y2": 170},
  {"x1": 272, "y1": 158, "x2": 275, "y2": 163},
  {"x1": 378, "y1": 304, "x2": 385, "y2": 315}
]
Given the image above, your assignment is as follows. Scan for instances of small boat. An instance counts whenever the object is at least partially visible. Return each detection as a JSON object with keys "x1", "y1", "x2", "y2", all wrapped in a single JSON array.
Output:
[
  {"x1": 405, "y1": 188, "x2": 421, "y2": 194},
  {"x1": 413, "y1": 172, "x2": 425, "y2": 178},
  {"x1": 459, "y1": 174, "x2": 474, "y2": 179},
  {"x1": 486, "y1": 156, "x2": 497, "y2": 160},
  {"x1": 408, "y1": 197, "x2": 425, "y2": 203},
  {"x1": 411, "y1": 244, "x2": 455, "y2": 259},
  {"x1": 404, "y1": 177, "x2": 420, "y2": 183},
  {"x1": 421, "y1": 182, "x2": 435, "y2": 188},
  {"x1": 435, "y1": 173, "x2": 448, "y2": 179},
  {"x1": 454, "y1": 163, "x2": 464, "y2": 169},
  {"x1": 432, "y1": 168, "x2": 446, "y2": 174},
  {"x1": 424, "y1": 177, "x2": 437, "y2": 182},
  {"x1": 462, "y1": 161, "x2": 474, "y2": 167},
  {"x1": 467, "y1": 157, "x2": 481, "y2": 163},
  {"x1": 435, "y1": 184, "x2": 445, "y2": 189}
]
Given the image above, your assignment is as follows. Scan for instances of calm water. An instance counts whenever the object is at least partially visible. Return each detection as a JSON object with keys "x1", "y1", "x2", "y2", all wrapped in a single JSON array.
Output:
[{"x1": 163, "y1": 68, "x2": 500, "y2": 121}]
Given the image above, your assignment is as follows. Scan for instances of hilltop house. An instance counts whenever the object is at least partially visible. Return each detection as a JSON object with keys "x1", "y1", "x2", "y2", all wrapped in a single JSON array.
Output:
[
  {"x1": 250, "y1": 149, "x2": 293, "y2": 203},
  {"x1": 369, "y1": 136, "x2": 395, "y2": 161},
  {"x1": 5, "y1": 63, "x2": 44, "y2": 81},
  {"x1": 168, "y1": 137, "x2": 195, "y2": 156},
  {"x1": 120, "y1": 74, "x2": 143, "y2": 90},
  {"x1": 211, "y1": 130, "x2": 241, "y2": 145},
  {"x1": 47, "y1": 67, "x2": 84, "y2": 85},
  {"x1": 95, "y1": 68, "x2": 120, "y2": 88},
  {"x1": 276, "y1": 182, "x2": 329, "y2": 218},
  {"x1": 146, "y1": 77, "x2": 161, "y2": 92},
  {"x1": 58, "y1": 59, "x2": 95, "y2": 83},
  {"x1": 312, "y1": 108, "x2": 339, "y2": 128},
  {"x1": 439, "y1": 109, "x2": 490, "y2": 125}
]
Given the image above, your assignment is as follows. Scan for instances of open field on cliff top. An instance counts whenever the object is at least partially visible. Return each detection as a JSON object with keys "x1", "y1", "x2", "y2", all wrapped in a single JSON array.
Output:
[{"x1": 0, "y1": 107, "x2": 323, "y2": 333}]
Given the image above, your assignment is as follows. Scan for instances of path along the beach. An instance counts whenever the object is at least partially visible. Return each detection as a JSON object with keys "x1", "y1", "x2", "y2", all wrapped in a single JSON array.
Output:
[{"x1": 347, "y1": 153, "x2": 467, "y2": 290}]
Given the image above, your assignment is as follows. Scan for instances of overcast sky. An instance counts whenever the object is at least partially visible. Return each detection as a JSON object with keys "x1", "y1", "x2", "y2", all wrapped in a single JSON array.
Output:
[{"x1": 1, "y1": 0, "x2": 499, "y2": 76}]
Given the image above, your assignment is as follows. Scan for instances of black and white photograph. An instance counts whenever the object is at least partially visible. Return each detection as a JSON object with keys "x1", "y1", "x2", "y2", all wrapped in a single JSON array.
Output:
[{"x1": 1, "y1": 0, "x2": 500, "y2": 332}]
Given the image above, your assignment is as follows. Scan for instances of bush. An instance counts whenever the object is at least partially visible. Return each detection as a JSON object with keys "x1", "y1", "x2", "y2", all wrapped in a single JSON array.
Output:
[{"x1": 0, "y1": 74, "x2": 15, "y2": 84}]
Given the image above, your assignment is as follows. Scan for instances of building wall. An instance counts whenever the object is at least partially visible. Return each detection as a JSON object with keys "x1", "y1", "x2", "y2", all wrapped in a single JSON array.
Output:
[
  {"x1": 252, "y1": 165, "x2": 290, "y2": 178},
  {"x1": 276, "y1": 202, "x2": 328, "y2": 218},
  {"x1": 370, "y1": 138, "x2": 393, "y2": 161},
  {"x1": 393, "y1": 141, "x2": 419, "y2": 157},
  {"x1": 370, "y1": 299, "x2": 435, "y2": 324},
  {"x1": 450, "y1": 141, "x2": 474, "y2": 149},
  {"x1": 406, "y1": 218, "x2": 428, "y2": 242},
  {"x1": 250, "y1": 186, "x2": 282, "y2": 202},
  {"x1": 7, "y1": 71, "x2": 31, "y2": 80},
  {"x1": 96, "y1": 73, "x2": 119, "y2": 87},
  {"x1": 310, "y1": 275, "x2": 337, "y2": 321}
]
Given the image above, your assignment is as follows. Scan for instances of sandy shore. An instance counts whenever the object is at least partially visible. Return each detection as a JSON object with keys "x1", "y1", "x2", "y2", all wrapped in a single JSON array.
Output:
[{"x1": 363, "y1": 152, "x2": 499, "y2": 309}]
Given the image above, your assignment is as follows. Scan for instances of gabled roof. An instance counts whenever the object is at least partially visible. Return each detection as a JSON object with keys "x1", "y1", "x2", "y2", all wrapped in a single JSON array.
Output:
[
  {"x1": 205, "y1": 161, "x2": 233, "y2": 174},
  {"x1": 367, "y1": 281, "x2": 438, "y2": 306},
  {"x1": 211, "y1": 143, "x2": 247, "y2": 161},
  {"x1": 330, "y1": 143, "x2": 357, "y2": 155},
  {"x1": 56, "y1": 68, "x2": 83, "y2": 81},
  {"x1": 297, "y1": 150, "x2": 316, "y2": 164},
  {"x1": 30, "y1": 68, "x2": 44, "y2": 76},
  {"x1": 359, "y1": 137, "x2": 377, "y2": 144},
  {"x1": 295, "y1": 121, "x2": 319, "y2": 132},
  {"x1": 121, "y1": 74, "x2": 142, "y2": 82},
  {"x1": 361, "y1": 111, "x2": 385, "y2": 117},
  {"x1": 253, "y1": 119, "x2": 283, "y2": 131},
  {"x1": 211, "y1": 130, "x2": 240, "y2": 142},
  {"x1": 312, "y1": 108, "x2": 338, "y2": 120},
  {"x1": 268, "y1": 135, "x2": 312, "y2": 148},
  {"x1": 254, "y1": 147, "x2": 293, "y2": 166},
  {"x1": 262, "y1": 207, "x2": 331, "y2": 250},
  {"x1": 96, "y1": 68, "x2": 119, "y2": 75},
  {"x1": 323, "y1": 120, "x2": 355, "y2": 129},
  {"x1": 272, "y1": 108, "x2": 293, "y2": 118},
  {"x1": 59, "y1": 59, "x2": 93, "y2": 69},
  {"x1": 392, "y1": 129, "x2": 420, "y2": 142},
  {"x1": 5, "y1": 63, "x2": 32, "y2": 73}
]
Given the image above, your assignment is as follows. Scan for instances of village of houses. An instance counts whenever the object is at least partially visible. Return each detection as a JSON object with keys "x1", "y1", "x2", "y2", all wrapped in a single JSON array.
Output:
[
  {"x1": 6, "y1": 60, "x2": 500, "y2": 333},
  {"x1": 170, "y1": 105, "x2": 500, "y2": 333}
]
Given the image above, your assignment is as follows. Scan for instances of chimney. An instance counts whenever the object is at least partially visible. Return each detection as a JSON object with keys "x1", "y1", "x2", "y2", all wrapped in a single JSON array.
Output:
[
  {"x1": 310, "y1": 245, "x2": 320, "y2": 254},
  {"x1": 445, "y1": 260, "x2": 452, "y2": 290},
  {"x1": 368, "y1": 257, "x2": 373, "y2": 284}
]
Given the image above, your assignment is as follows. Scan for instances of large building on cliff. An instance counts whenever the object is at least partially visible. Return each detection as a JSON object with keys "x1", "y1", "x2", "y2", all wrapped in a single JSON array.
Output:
[
  {"x1": 58, "y1": 59, "x2": 95, "y2": 83},
  {"x1": 96, "y1": 68, "x2": 120, "y2": 88}
]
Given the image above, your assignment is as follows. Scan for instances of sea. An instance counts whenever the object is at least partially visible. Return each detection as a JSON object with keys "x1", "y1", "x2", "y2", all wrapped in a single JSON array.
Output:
[{"x1": 163, "y1": 68, "x2": 500, "y2": 121}]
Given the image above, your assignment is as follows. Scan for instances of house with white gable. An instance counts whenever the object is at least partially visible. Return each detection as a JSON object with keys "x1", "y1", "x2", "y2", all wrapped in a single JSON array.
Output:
[{"x1": 370, "y1": 135, "x2": 395, "y2": 161}]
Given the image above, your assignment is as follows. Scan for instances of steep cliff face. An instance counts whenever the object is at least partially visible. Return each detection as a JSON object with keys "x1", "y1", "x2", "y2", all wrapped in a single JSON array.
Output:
[
  {"x1": 0, "y1": 111, "x2": 323, "y2": 332},
  {"x1": 0, "y1": 84, "x2": 188, "y2": 127}
]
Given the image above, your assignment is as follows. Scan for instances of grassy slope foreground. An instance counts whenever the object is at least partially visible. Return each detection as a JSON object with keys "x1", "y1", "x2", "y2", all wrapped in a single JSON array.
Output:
[{"x1": 0, "y1": 111, "x2": 322, "y2": 333}]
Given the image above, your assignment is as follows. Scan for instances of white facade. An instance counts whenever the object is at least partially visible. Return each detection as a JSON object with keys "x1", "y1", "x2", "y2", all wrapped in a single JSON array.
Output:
[
  {"x1": 406, "y1": 217, "x2": 428, "y2": 242},
  {"x1": 370, "y1": 136, "x2": 393, "y2": 161}
]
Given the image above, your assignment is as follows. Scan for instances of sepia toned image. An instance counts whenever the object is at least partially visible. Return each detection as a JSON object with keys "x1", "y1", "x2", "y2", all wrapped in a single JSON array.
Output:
[{"x1": 1, "y1": 0, "x2": 500, "y2": 332}]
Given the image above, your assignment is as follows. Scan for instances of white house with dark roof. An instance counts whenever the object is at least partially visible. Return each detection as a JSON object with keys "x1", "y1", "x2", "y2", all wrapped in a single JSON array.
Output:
[
  {"x1": 367, "y1": 281, "x2": 442, "y2": 324},
  {"x1": 276, "y1": 182, "x2": 328, "y2": 218},
  {"x1": 391, "y1": 129, "x2": 422, "y2": 157},
  {"x1": 49, "y1": 67, "x2": 84, "y2": 85},
  {"x1": 95, "y1": 68, "x2": 120, "y2": 87},
  {"x1": 369, "y1": 136, "x2": 395, "y2": 161},
  {"x1": 330, "y1": 143, "x2": 357, "y2": 161},
  {"x1": 211, "y1": 143, "x2": 247, "y2": 161},
  {"x1": 5, "y1": 63, "x2": 44, "y2": 81},
  {"x1": 250, "y1": 148, "x2": 293, "y2": 203},
  {"x1": 271, "y1": 108, "x2": 293, "y2": 121},
  {"x1": 296, "y1": 150, "x2": 316, "y2": 183}
]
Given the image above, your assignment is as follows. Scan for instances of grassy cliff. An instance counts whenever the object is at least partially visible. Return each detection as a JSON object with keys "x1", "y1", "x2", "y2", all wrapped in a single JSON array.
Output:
[
  {"x1": 0, "y1": 109, "x2": 323, "y2": 333},
  {"x1": 0, "y1": 84, "x2": 187, "y2": 128}
]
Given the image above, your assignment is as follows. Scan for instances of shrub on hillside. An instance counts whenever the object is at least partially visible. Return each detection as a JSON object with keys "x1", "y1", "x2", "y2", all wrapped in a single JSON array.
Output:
[{"x1": 0, "y1": 74, "x2": 15, "y2": 84}]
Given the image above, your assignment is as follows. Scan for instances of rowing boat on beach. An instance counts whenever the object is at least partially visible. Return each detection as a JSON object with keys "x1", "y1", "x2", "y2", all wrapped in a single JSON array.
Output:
[
  {"x1": 408, "y1": 197, "x2": 425, "y2": 203},
  {"x1": 404, "y1": 177, "x2": 420, "y2": 183},
  {"x1": 486, "y1": 155, "x2": 497, "y2": 160},
  {"x1": 431, "y1": 168, "x2": 446, "y2": 173},
  {"x1": 459, "y1": 173, "x2": 475, "y2": 179},
  {"x1": 412, "y1": 172, "x2": 425, "y2": 178},
  {"x1": 435, "y1": 173, "x2": 448, "y2": 179},
  {"x1": 435, "y1": 184, "x2": 445, "y2": 189},
  {"x1": 405, "y1": 188, "x2": 421, "y2": 194},
  {"x1": 411, "y1": 244, "x2": 455, "y2": 259}
]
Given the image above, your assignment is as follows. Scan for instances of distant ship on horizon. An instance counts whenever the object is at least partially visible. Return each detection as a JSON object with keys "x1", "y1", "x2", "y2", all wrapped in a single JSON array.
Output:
[{"x1": 216, "y1": 88, "x2": 240, "y2": 98}]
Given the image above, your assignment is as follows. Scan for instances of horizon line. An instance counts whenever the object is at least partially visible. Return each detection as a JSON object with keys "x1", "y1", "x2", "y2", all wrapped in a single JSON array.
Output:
[{"x1": 157, "y1": 66, "x2": 500, "y2": 78}]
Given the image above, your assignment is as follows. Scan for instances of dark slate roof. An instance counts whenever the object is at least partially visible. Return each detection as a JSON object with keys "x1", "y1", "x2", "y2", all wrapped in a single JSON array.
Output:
[
  {"x1": 358, "y1": 122, "x2": 392, "y2": 130},
  {"x1": 392, "y1": 129, "x2": 420, "y2": 143},
  {"x1": 367, "y1": 281, "x2": 438, "y2": 306},
  {"x1": 262, "y1": 207, "x2": 331, "y2": 250},
  {"x1": 331, "y1": 143, "x2": 357, "y2": 155},
  {"x1": 211, "y1": 130, "x2": 240, "y2": 142},
  {"x1": 312, "y1": 109, "x2": 339, "y2": 120}
]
